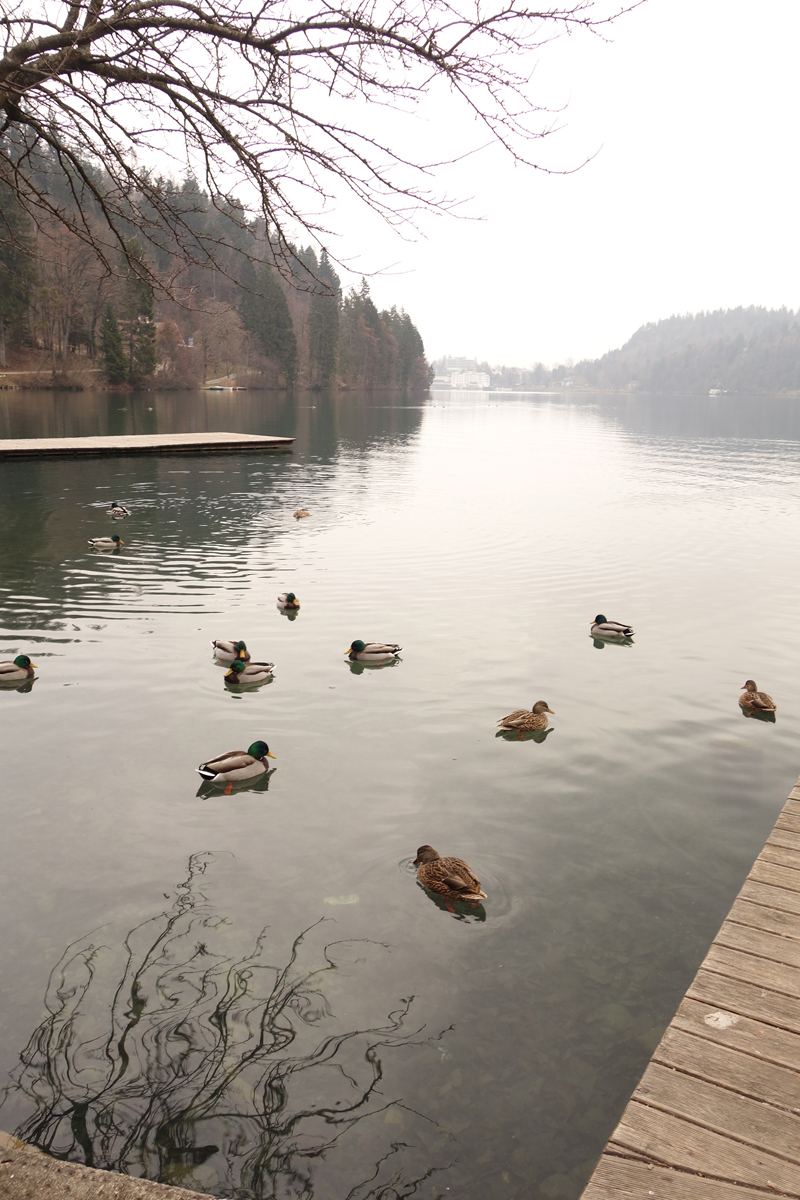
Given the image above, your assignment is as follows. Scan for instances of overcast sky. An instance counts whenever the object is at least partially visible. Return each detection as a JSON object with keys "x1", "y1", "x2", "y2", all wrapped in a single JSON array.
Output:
[{"x1": 325, "y1": 0, "x2": 800, "y2": 367}]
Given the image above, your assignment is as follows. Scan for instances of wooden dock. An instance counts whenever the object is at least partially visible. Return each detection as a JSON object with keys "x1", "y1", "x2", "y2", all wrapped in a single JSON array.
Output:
[
  {"x1": 582, "y1": 779, "x2": 800, "y2": 1199},
  {"x1": 0, "y1": 431, "x2": 293, "y2": 459}
]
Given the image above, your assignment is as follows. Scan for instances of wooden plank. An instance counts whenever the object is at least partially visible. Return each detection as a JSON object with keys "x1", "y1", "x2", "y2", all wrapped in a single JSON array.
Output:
[
  {"x1": 769, "y1": 828, "x2": 800, "y2": 852},
  {"x1": 609, "y1": 1100, "x2": 800, "y2": 1195},
  {"x1": 688, "y1": 968, "x2": 800, "y2": 1036},
  {"x1": 748, "y1": 859, "x2": 800, "y2": 893},
  {"x1": 776, "y1": 812, "x2": 800, "y2": 834},
  {"x1": 727, "y1": 897, "x2": 800, "y2": 939},
  {"x1": 0, "y1": 432, "x2": 294, "y2": 459},
  {"x1": 739, "y1": 879, "x2": 800, "y2": 917},
  {"x1": 704, "y1": 943, "x2": 800, "y2": 996},
  {"x1": 672, "y1": 996, "x2": 800, "y2": 1074},
  {"x1": 582, "y1": 1154, "x2": 782, "y2": 1200},
  {"x1": 759, "y1": 844, "x2": 800, "y2": 871},
  {"x1": 654, "y1": 1025, "x2": 800, "y2": 1109},
  {"x1": 634, "y1": 1061, "x2": 800, "y2": 1162},
  {"x1": 714, "y1": 921, "x2": 800, "y2": 969}
]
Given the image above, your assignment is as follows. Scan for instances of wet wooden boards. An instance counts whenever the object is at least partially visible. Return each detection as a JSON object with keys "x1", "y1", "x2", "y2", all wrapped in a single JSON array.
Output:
[
  {"x1": 0, "y1": 432, "x2": 294, "y2": 458},
  {"x1": 581, "y1": 781, "x2": 800, "y2": 1199}
]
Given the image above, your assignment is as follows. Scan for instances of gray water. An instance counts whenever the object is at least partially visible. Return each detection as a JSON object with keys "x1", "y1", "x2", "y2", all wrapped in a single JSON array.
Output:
[{"x1": 1, "y1": 387, "x2": 799, "y2": 1199}]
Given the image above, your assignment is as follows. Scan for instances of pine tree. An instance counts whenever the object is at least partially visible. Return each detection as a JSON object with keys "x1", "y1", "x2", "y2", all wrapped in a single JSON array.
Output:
[
  {"x1": 122, "y1": 241, "x2": 158, "y2": 383},
  {"x1": 240, "y1": 259, "x2": 297, "y2": 383},
  {"x1": 0, "y1": 182, "x2": 35, "y2": 369},
  {"x1": 99, "y1": 305, "x2": 128, "y2": 383},
  {"x1": 308, "y1": 249, "x2": 340, "y2": 386}
]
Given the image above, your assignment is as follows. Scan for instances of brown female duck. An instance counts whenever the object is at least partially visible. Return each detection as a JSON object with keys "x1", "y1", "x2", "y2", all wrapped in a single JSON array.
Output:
[
  {"x1": 497, "y1": 700, "x2": 554, "y2": 733},
  {"x1": 413, "y1": 846, "x2": 487, "y2": 903},
  {"x1": 739, "y1": 680, "x2": 776, "y2": 712}
]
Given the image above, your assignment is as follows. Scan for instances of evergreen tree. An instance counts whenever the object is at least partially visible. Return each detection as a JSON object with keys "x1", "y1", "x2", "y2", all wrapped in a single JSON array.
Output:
[
  {"x1": 122, "y1": 241, "x2": 158, "y2": 383},
  {"x1": 308, "y1": 249, "x2": 340, "y2": 386},
  {"x1": 0, "y1": 182, "x2": 35, "y2": 369},
  {"x1": 99, "y1": 305, "x2": 128, "y2": 383},
  {"x1": 240, "y1": 259, "x2": 297, "y2": 383}
]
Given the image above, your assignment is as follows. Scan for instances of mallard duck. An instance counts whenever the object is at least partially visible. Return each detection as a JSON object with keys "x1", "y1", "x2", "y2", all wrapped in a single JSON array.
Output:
[
  {"x1": 293, "y1": 509, "x2": 310, "y2": 519},
  {"x1": 225, "y1": 659, "x2": 275, "y2": 684},
  {"x1": 739, "y1": 680, "x2": 776, "y2": 712},
  {"x1": 88, "y1": 534, "x2": 123, "y2": 550},
  {"x1": 413, "y1": 846, "x2": 487, "y2": 903},
  {"x1": 497, "y1": 700, "x2": 554, "y2": 732},
  {"x1": 276, "y1": 592, "x2": 300, "y2": 610},
  {"x1": 591, "y1": 614, "x2": 634, "y2": 639},
  {"x1": 345, "y1": 640, "x2": 402, "y2": 662},
  {"x1": 108, "y1": 501, "x2": 130, "y2": 518},
  {"x1": 211, "y1": 639, "x2": 250, "y2": 663},
  {"x1": 0, "y1": 654, "x2": 37, "y2": 681},
  {"x1": 197, "y1": 740, "x2": 276, "y2": 784}
]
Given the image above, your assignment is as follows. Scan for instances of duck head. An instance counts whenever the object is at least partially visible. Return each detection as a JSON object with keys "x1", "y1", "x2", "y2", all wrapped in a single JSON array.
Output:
[
  {"x1": 111, "y1": 534, "x2": 122, "y2": 545},
  {"x1": 235, "y1": 640, "x2": 248, "y2": 659},
  {"x1": 593, "y1": 614, "x2": 607, "y2": 625},
  {"x1": 247, "y1": 740, "x2": 276, "y2": 762},
  {"x1": 532, "y1": 700, "x2": 554, "y2": 715},
  {"x1": 14, "y1": 654, "x2": 35, "y2": 669},
  {"x1": 742, "y1": 680, "x2": 758, "y2": 692},
  {"x1": 226, "y1": 660, "x2": 246, "y2": 679},
  {"x1": 286, "y1": 592, "x2": 297, "y2": 604},
  {"x1": 413, "y1": 845, "x2": 440, "y2": 866},
  {"x1": 347, "y1": 639, "x2": 366, "y2": 654}
]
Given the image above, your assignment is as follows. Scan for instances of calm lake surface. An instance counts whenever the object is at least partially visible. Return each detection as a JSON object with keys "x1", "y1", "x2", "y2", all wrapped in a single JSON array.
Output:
[{"x1": 1, "y1": 387, "x2": 800, "y2": 1199}]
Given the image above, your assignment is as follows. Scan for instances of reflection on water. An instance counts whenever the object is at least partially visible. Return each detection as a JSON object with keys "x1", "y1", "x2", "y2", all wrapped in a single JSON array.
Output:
[
  {"x1": 0, "y1": 854, "x2": 452, "y2": 1197},
  {"x1": 3, "y1": 388, "x2": 800, "y2": 1198}
]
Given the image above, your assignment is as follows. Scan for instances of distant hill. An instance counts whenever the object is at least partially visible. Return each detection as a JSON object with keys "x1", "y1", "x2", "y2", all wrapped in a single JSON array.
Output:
[
  {"x1": 479, "y1": 307, "x2": 800, "y2": 395},
  {"x1": 570, "y1": 306, "x2": 800, "y2": 394}
]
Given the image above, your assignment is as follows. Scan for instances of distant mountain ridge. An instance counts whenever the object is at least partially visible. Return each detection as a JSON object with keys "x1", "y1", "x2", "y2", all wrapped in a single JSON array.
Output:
[{"x1": 481, "y1": 306, "x2": 800, "y2": 394}]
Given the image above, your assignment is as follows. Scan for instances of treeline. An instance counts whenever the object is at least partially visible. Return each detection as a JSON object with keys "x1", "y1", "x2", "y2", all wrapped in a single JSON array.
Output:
[
  {"x1": 0, "y1": 168, "x2": 430, "y2": 390},
  {"x1": 475, "y1": 307, "x2": 800, "y2": 395}
]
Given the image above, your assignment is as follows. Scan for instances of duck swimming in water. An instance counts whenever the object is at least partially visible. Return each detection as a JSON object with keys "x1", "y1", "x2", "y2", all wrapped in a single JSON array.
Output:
[
  {"x1": 345, "y1": 640, "x2": 401, "y2": 662},
  {"x1": 590, "y1": 614, "x2": 634, "y2": 639},
  {"x1": 197, "y1": 740, "x2": 276, "y2": 784},
  {"x1": 108, "y1": 501, "x2": 130, "y2": 518},
  {"x1": 225, "y1": 659, "x2": 275, "y2": 684},
  {"x1": 413, "y1": 846, "x2": 487, "y2": 903},
  {"x1": 739, "y1": 680, "x2": 776, "y2": 712},
  {"x1": 88, "y1": 534, "x2": 123, "y2": 550},
  {"x1": 276, "y1": 592, "x2": 300, "y2": 610},
  {"x1": 0, "y1": 654, "x2": 37, "y2": 682},
  {"x1": 212, "y1": 639, "x2": 250, "y2": 663},
  {"x1": 497, "y1": 700, "x2": 554, "y2": 733}
]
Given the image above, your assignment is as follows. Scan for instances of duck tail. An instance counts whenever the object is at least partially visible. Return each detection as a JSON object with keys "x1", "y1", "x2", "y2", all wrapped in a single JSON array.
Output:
[{"x1": 196, "y1": 765, "x2": 216, "y2": 779}]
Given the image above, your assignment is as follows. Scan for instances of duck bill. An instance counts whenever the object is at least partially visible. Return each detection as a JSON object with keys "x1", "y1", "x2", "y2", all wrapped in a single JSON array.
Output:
[{"x1": 266, "y1": 752, "x2": 276, "y2": 759}]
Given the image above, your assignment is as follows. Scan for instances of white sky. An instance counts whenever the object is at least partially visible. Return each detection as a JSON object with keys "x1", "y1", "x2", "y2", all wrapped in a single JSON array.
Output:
[{"x1": 326, "y1": 0, "x2": 800, "y2": 367}]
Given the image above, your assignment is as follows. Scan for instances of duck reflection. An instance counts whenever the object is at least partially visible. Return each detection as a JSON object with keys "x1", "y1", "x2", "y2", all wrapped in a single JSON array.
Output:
[
  {"x1": 495, "y1": 726, "x2": 554, "y2": 743},
  {"x1": 0, "y1": 677, "x2": 36, "y2": 694},
  {"x1": 741, "y1": 706, "x2": 777, "y2": 723},
  {"x1": 417, "y1": 884, "x2": 487, "y2": 923},
  {"x1": 195, "y1": 769, "x2": 275, "y2": 798},
  {"x1": 591, "y1": 635, "x2": 634, "y2": 649},
  {"x1": 0, "y1": 853, "x2": 452, "y2": 1196},
  {"x1": 347, "y1": 656, "x2": 401, "y2": 675}
]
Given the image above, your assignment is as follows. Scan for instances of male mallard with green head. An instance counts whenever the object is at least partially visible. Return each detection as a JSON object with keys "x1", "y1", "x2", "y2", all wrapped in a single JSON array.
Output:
[
  {"x1": 108, "y1": 501, "x2": 130, "y2": 518},
  {"x1": 497, "y1": 700, "x2": 554, "y2": 733},
  {"x1": 212, "y1": 639, "x2": 250, "y2": 663},
  {"x1": 197, "y1": 740, "x2": 276, "y2": 785},
  {"x1": 0, "y1": 654, "x2": 37, "y2": 682},
  {"x1": 225, "y1": 659, "x2": 275, "y2": 684},
  {"x1": 414, "y1": 846, "x2": 487, "y2": 903},
  {"x1": 590, "y1": 615, "x2": 634, "y2": 639},
  {"x1": 739, "y1": 680, "x2": 776, "y2": 712},
  {"x1": 88, "y1": 534, "x2": 123, "y2": 550},
  {"x1": 277, "y1": 592, "x2": 300, "y2": 610},
  {"x1": 345, "y1": 640, "x2": 401, "y2": 662}
]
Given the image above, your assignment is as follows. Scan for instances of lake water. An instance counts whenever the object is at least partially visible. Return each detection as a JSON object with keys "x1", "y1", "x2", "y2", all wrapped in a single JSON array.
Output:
[{"x1": 1, "y1": 387, "x2": 799, "y2": 1200}]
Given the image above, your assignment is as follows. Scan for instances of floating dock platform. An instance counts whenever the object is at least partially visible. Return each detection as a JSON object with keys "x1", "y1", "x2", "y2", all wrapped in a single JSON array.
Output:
[
  {"x1": 0, "y1": 431, "x2": 293, "y2": 459},
  {"x1": 582, "y1": 777, "x2": 800, "y2": 1199}
]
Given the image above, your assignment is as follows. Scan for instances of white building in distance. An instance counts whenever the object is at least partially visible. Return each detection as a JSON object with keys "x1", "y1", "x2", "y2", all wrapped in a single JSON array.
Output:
[{"x1": 449, "y1": 371, "x2": 491, "y2": 389}]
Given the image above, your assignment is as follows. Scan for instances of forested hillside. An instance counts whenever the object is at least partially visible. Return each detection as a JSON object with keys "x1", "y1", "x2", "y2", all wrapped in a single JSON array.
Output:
[{"x1": 0, "y1": 168, "x2": 430, "y2": 391}]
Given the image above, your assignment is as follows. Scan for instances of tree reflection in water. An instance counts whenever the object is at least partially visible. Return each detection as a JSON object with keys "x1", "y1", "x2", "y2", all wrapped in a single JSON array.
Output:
[{"x1": 0, "y1": 853, "x2": 452, "y2": 1197}]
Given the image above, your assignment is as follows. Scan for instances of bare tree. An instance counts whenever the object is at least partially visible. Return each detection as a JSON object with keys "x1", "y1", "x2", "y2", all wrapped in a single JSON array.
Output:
[{"x1": 0, "y1": 0, "x2": 636, "y2": 288}]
